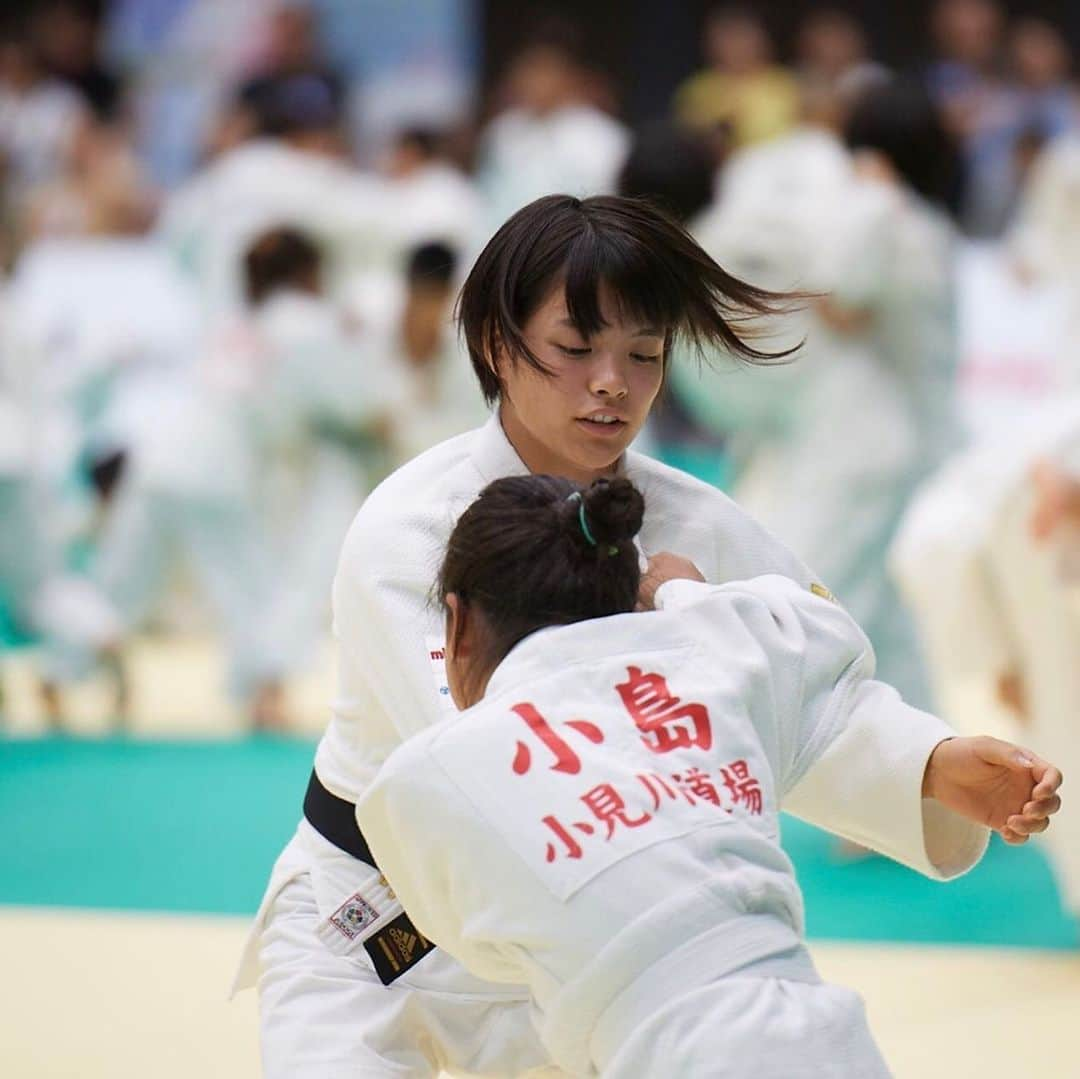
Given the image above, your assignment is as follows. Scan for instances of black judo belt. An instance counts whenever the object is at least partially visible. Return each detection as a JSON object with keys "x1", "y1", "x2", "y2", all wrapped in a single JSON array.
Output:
[{"x1": 303, "y1": 770, "x2": 437, "y2": 984}]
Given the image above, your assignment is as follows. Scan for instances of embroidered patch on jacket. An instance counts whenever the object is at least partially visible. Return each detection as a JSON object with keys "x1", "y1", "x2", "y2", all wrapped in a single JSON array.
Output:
[
  {"x1": 425, "y1": 634, "x2": 454, "y2": 710},
  {"x1": 809, "y1": 582, "x2": 837, "y2": 603},
  {"x1": 328, "y1": 893, "x2": 380, "y2": 940},
  {"x1": 364, "y1": 911, "x2": 436, "y2": 984}
]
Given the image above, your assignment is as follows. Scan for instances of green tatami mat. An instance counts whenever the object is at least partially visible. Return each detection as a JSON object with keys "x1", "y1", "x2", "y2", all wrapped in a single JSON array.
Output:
[
  {"x1": 0, "y1": 735, "x2": 311, "y2": 915},
  {"x1": 1, "y1": 736, "x2": 1076, "y2": 948}
]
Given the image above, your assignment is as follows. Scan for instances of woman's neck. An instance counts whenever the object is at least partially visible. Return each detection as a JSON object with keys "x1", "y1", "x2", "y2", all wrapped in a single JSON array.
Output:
[{"x1": 498, "y1": 401, "x2": 619, "y2": 487}]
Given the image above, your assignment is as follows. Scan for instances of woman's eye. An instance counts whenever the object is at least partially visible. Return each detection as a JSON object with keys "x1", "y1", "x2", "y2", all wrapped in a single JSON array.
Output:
[
  {"x1": 631, "y1": 353, "x2": 662, "y2": 364},
  {"x1": 557, "y1": 344, "x2": 591, "y2": 357}
]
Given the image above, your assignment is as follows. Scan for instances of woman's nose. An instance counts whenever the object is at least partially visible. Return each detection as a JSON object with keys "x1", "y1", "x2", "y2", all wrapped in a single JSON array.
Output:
[{"x1": 589, "y1": 358, "x2": 629, "y2": 399}]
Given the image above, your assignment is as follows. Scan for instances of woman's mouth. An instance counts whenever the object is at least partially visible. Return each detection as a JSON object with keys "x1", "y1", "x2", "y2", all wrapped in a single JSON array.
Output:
[{"x1": 576, "y1": 413, "x2": 628, "y2": 436}]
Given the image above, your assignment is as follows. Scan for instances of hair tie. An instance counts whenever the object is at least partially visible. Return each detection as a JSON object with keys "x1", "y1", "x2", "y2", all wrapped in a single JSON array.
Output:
[{"x1": 566, "y1": 491, "x2": 619, "y2": 557}]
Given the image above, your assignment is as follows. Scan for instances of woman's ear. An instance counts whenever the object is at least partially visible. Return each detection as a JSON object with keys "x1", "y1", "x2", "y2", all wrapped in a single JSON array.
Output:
[
  {"x1": 444, "y1": 593, "x2": 478, "y2": 711},
  {"x1": 445, "y1": 592, "x2": 468, "y2": 658},
  {"x1": 487, "y1": 329, "x2": 507, "y2": 380}
]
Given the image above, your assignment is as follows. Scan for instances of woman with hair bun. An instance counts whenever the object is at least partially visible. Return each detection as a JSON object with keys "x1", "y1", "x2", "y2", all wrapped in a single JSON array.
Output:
[{"x1": 358, "y1": 473, "x2": 1061, "y2": 1079}]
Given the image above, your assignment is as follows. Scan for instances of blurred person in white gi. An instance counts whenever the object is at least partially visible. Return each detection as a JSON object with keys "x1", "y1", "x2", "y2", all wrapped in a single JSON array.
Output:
[
  {"x1": 800, "y1": 80, "x2": 961, "y2": 708},
  {"x1": 0, "y1": 250, "x2": 120, "y2": 722},
  {"x1": 691, "y1": 80, "x2": 958, "y2": 710},
  {"x1": 58, "y1": 226, "x2": 386, "y2": 729},
  {"x1": 158, "y1": 70, "x2": 394, "y2": 321},
  {"x1": 385, "y1": 241, "x2": 488, "y2": 467},
  {"x1": 235, "y1": 194, "x2": 831, "y2": 1078},
  {"x1": 0, "y1": 272, "x2": 59, "y2": 667},
  {"x1": 0, "y1": 220, "x2": 208, "y2": 713},
  {"x1": 893, "y1": 142, "x2": 1080, "y2": 909},
  {"x1": 890, "y1": 401, "x2": 1080, "y2": 919},
  {"x1": 476, "y1": 22, "x2": 629, "y2": 231},
  {"x1": 894, "y1": 56, "x2": 1080, "y2": 911},
  {"x1": 358, "y1": 473, "x2": 1061, "y2": 1079},
  {"x1": 243, "y1": 228, "x2": 404, "y2": 728},
  {"x1": 380, "y1": 127, "x2": 484, "y2": 263},
  {"x1": 656, "y1": 82, "x2": 859, "y2": 667},
  {"x1": 14, "y1": 3, "x2": 152, "y2": 246},
  {"x1": 673, "y1": 5, "x2": 799, "y2": 151}
]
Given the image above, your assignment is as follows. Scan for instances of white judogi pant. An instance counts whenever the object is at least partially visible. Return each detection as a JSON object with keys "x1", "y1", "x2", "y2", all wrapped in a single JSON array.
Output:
[{"x1": 93, "y1": 485, "x2": 274, "y2": 696}]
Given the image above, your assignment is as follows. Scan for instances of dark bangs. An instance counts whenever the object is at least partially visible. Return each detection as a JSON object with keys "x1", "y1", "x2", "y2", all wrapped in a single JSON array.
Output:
[
  {"x1": 458, "y1": 194, "x2": 803, "y2": 404},
  {"x1": 562, "y1": 210, "x2": 680, "y2": 343}
]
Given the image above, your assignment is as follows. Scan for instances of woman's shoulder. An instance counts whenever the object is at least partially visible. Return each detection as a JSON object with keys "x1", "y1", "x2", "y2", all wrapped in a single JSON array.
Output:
[
  {"x1": 338, "y1": 426, "x2": 487, "y2": 567},
  {"x1": 625, "y1": 450, "x2": 743, "y2": 516},
  {"x1": 365, "y1": 426, "x2": 484, "y2": 511}
]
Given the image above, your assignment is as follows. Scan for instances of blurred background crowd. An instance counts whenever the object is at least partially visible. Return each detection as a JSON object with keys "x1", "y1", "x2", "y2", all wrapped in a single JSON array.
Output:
[{"x1": 2, "y1": 0, "x2": 1080, "y2": 813}]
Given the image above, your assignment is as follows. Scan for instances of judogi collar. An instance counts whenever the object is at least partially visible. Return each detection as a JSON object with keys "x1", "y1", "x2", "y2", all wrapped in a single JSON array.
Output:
[{"x1": 469, "y1": 409, "x2": 629, "y2": 486}]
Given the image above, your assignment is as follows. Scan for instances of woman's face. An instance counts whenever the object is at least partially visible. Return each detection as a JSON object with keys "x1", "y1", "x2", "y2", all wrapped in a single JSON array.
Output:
[{"x1": 497, "y1": 285, "x2": 666, "y2": 485}]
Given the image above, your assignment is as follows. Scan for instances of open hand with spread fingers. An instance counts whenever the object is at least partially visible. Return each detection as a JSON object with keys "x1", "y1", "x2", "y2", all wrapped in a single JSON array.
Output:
[{"x1": 922, "y1": 736, "x2": 1063, "y2": 844}]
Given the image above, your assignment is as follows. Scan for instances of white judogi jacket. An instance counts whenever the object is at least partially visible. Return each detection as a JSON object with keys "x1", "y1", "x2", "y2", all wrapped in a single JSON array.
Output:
[
  {"x1": 357, "y1": 576, "x2": 987, "y2": 1077},
  {"x1": 316, "y1": 412, "x2": 820, "y2": 799}
]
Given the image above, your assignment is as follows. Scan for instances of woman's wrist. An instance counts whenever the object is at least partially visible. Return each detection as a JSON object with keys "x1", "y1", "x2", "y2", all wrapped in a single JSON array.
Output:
[{"x1": 922, "y1": 737, "x2": 955, "y2": 800}]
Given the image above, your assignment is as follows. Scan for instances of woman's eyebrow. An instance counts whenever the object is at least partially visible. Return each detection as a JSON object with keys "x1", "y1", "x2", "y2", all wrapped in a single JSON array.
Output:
[{"x1": 556, "y1": 317, "x2": 662, "y2": 336}]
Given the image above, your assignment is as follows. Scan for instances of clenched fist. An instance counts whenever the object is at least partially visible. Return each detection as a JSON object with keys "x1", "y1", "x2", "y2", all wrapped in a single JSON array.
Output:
[{"x1": 637, "y1": 551, "x2": 705, "y2": 611}]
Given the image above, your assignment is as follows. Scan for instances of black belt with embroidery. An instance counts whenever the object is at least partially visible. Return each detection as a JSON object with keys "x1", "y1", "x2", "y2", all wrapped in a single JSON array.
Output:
[{"x1": 303, "y1": 769, "x2": 437, "y2": 984}]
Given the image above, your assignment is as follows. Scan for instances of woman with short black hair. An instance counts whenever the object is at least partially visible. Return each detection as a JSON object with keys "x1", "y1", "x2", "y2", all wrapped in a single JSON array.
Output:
[
  {"x1": 239, "y1": 193, "x2": 969, "y2": 1078},
  {"x1": 355, "y1": 471, "x2": 1059, "y2": 1077}
]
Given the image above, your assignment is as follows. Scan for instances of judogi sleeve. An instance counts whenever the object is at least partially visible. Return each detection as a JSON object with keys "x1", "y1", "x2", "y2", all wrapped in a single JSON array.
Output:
[
  {"x1": 655, "y1": 576, "x2": 989, "y2": 880},
  {"x1": 330, "y1": 494, "x2": 450, "y2": 746}
]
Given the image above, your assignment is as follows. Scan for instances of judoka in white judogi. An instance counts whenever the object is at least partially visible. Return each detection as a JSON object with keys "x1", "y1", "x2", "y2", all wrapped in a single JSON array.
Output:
[
  {"x1": 678, "y1": 133, "x2": 956, "y2": 710},
  {"x1": 237, "y1": 412, "x2": 985, "y2": 1077},
  {"x1": 158, "y1": 138, "x2": 398, "y2": 320},
  {"x1": 890, "y1": 398, "x2": 1080, "y2": 917},
  {"x1": 356, "y1": 574, "x2": 988, "y2": 1078}
]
